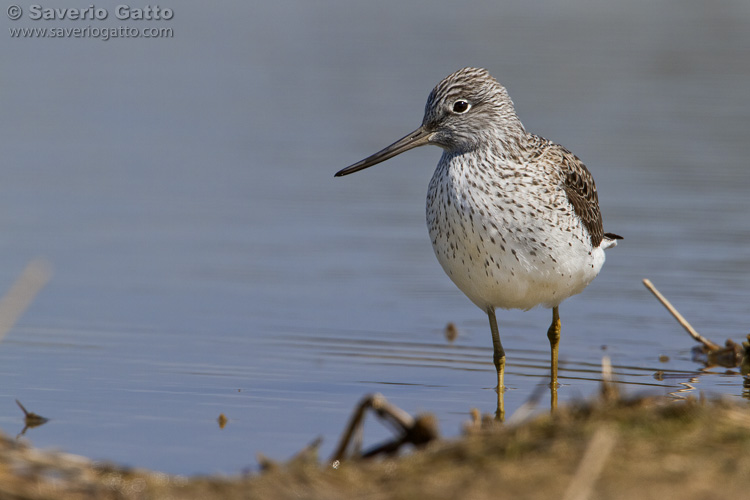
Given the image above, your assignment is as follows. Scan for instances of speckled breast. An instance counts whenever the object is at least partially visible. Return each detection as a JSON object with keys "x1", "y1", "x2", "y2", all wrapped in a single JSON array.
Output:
[{"x1": 425, "y1": 151, "x2": 605, "y2": 312}]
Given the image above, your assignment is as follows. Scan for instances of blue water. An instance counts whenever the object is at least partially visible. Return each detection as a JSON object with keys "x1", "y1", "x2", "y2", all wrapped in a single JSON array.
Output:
[{"x1": 1, "y1": 0, "x2": 749, "y2": 475}]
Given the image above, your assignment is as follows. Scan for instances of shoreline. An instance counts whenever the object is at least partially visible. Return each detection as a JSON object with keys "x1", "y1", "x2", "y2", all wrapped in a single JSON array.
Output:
[{"x1": 2, "y1": 391, "x2": 749, "y2": 499}]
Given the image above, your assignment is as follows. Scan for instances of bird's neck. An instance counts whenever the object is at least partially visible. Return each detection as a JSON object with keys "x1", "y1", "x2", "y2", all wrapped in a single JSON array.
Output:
[{"x1": 463, "y1": 124, "x2": 529, "y2": 161}]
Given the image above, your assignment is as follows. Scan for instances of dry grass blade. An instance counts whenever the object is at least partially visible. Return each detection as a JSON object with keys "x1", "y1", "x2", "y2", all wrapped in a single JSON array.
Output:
[
  {"x1": 562, "y1": 426, "x2": 618, "y2": 500},
  {"x1": 0, "y1": 260, "x2": 52, "y2": 344},
  {"x1": 642, "y1": 279, "x2": 720, "y2": 351}
]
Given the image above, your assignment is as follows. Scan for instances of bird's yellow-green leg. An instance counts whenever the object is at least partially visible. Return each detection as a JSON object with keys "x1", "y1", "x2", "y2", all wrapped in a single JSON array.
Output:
[
  {"x1": 487, "y1": 308, "x2": 505, "y2": 421},
  {"x1": 547, "y1": 306, "x2": 561, "y2": 410}
]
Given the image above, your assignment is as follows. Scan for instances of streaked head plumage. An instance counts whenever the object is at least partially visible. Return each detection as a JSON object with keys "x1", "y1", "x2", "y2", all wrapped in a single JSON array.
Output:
[
  {"x1": 334, "y1": 67, "x2": 526, "y2": 177},
  {"x1": 421, "y1": 67, "x2": 525, "y2": 152}
]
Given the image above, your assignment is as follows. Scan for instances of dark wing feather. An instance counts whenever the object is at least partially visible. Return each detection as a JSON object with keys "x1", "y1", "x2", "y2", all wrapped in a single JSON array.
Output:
[
  {"x1": 559, "y1": 149, "x2": 604, "y2": 248},
  {"x1": 526, "y1": 135, "x2": 607, "y2": 248}
]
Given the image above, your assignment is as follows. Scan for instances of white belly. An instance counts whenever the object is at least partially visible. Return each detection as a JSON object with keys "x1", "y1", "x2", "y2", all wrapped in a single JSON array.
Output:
[{"x1": 426, "y1": 154, "x2": 605, "y2": 312}]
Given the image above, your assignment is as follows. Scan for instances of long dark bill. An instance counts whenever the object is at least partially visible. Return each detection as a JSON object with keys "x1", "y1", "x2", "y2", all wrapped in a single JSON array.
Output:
[{"x1": 334, "y1": 125, "x2": 433, "y2": 177}]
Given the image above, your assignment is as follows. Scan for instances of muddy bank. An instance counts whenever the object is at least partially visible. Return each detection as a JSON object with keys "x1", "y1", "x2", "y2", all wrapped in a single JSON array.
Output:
[{"x1": 1, "y1": 393, "x2": 749, "y2": 500}]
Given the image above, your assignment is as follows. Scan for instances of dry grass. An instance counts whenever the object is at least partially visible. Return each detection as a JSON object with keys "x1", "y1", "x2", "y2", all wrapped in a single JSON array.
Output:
[{"x1": 1, "y1": 393, "x2": 750, "y2": 500}]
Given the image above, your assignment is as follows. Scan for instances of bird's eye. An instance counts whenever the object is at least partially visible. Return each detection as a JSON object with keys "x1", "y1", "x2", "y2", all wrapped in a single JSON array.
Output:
[{"x1": 452, "y1": 100, "x2": 470, "y2": 114}]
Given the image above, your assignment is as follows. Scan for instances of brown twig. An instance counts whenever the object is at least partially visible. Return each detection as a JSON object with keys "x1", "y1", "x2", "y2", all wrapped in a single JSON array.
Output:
[
  {"x1": 331, "y1": 393, "x2": 438, "y2": 464},
  {"x1": 15, "y1": 399, "x2": 49, "y2": 437}
]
